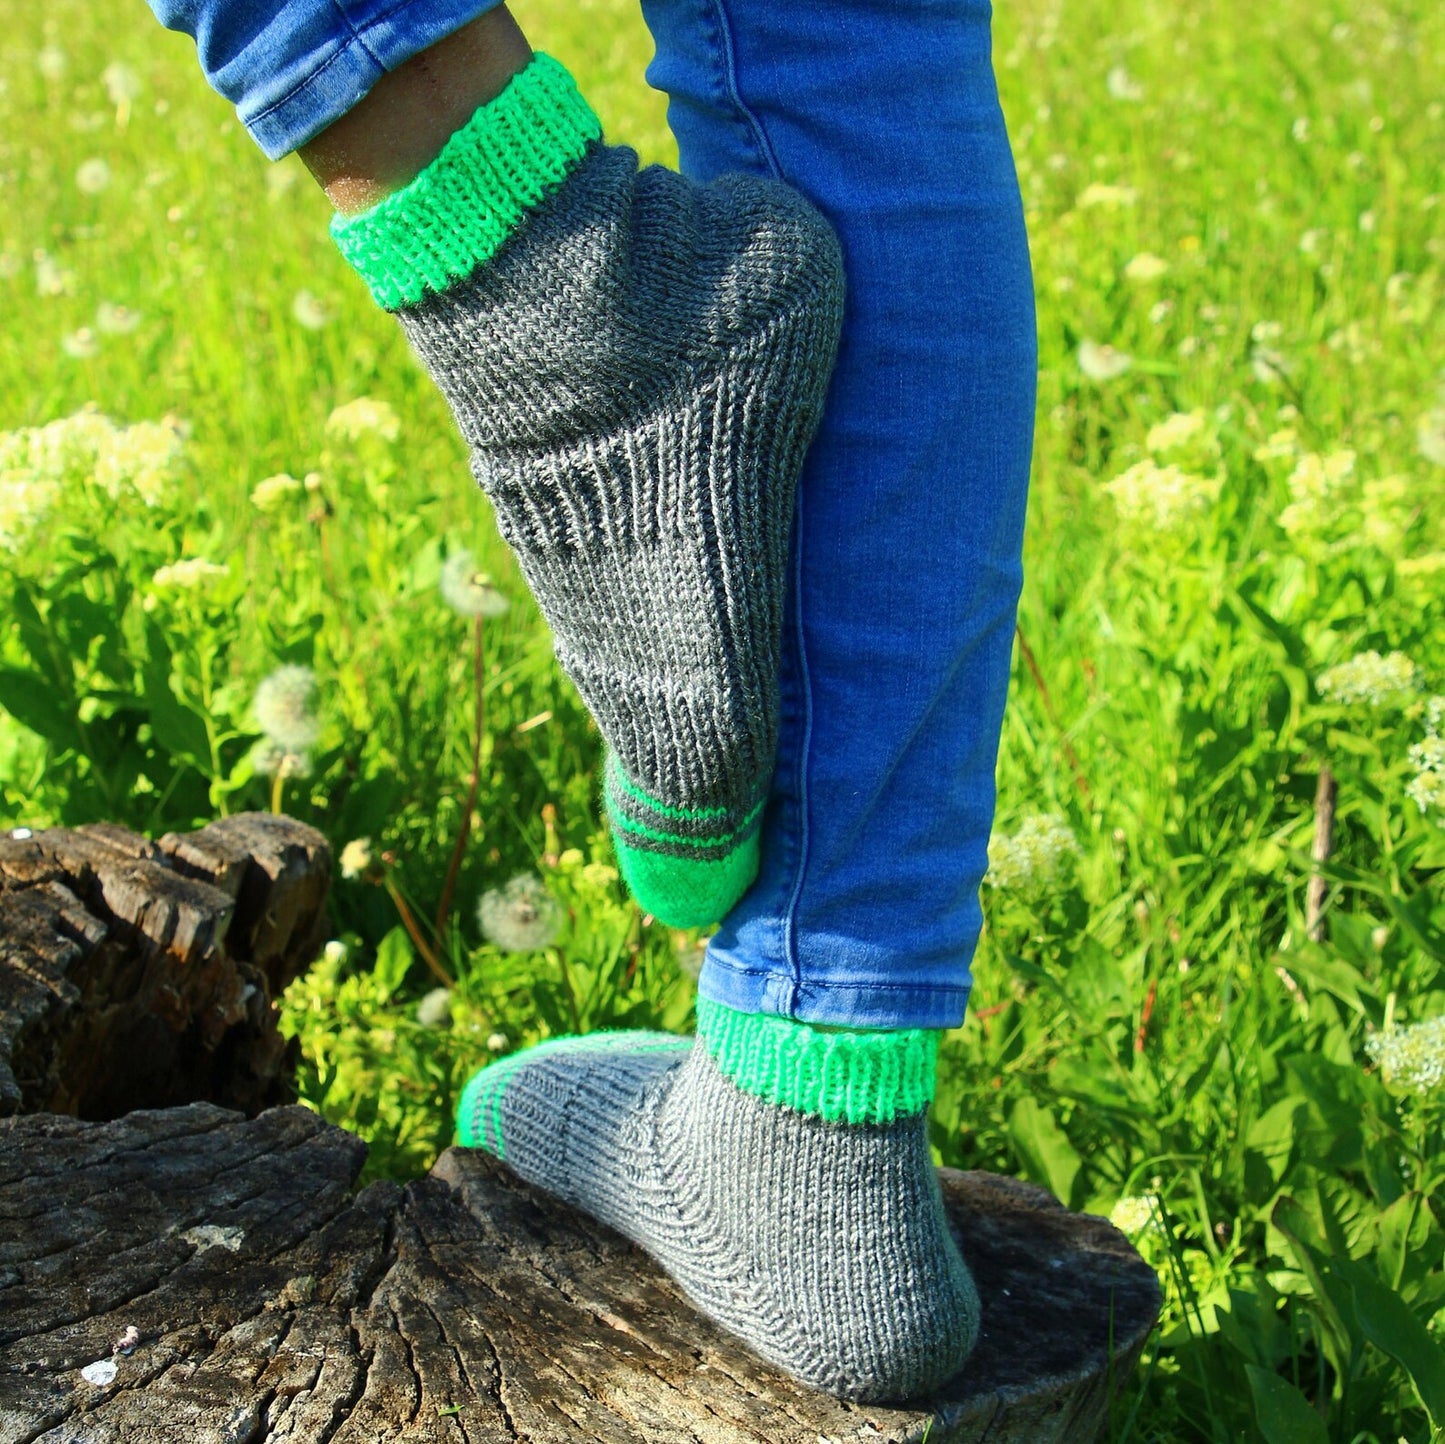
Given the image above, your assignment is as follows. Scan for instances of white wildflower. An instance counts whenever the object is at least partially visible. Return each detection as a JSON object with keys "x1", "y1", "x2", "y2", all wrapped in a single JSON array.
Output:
[
  {"x1": 1278, "y1": 449, "x2": 1355, "y2": 535},
  {"x1": 250, "y1": 472, "x2": 303, "y2": 512},
  {"x1": 291, "y1": 290, "x2": 330, "y2": 330},
  {"x1": 477, "y1": 874, "x2": 563, "y2": 952},
  {"x1": 1104, "y1": 460, "x2": 1222, "y2": 531},
  {"x1": 1106, "y1": 65, "x2": 1144, "y2": 102},
  {"x1": 61, "y1": 328, "x2": 99, "y2": 359},
  {"x1": 986, "y1": 814, "x2": 1079, "y2": 892},
  {"x1": 339, "y1": 837, "x2": 374, "y2": 881},
  {"x1": 1298, "y1": 228, "x2": 1329, "y2": 256},
  {"x1": 94, "y1": 419, "x2": 184, "y2": 504},
  {"x1": 96, "y1": 302, "x2": 142, "y2": 334},
  {"x1": 1252, "y1": 427, "x2": 1299, "y2": 465},
  {"x1": 1149, "y1": 300, "x2": 1174, "y2": 325},
  {"x1": 1418, "y1": 408, "x2": 1445, "y2": 467},
  {"x1": 1078, "y1": 340, "x2": 1133, "y2": 381},
  {"x1": 1407, "y1": 698, "x2": 1445, "y2": 819},
  {"x1": 75, "y1": 158, "x2": 111, "y2": 195},
  {"x1": 1146, "y1": 409, "x2": 1207, "y2": 455},
  {"x1": 1316, "y1": 650, "x2": 1420, "y2": 706},
  {"x1": 1291, "y1": 116, "x2": 1311, "y2": 143},
  {"x1": 322, "y1": 939, "x2": 349, "y2": 965},
  {"x1": 1366, "y1": 1017, "x2": 1445, "y2": 1095},
  {"x1": 253, "y1": 664, "x2": 320, "y2": 750},
  {"x1": 1123, "y1": 252, "x2": 1168, "y2": 283},
  {"x1": 36, "y1": 45, "x2": 66, "y2": 82},
  {"x1": 325, "y1": 397, "x2": 400, "y2": 442},
  {"x1": 417, "y1": 987, "x2": 453, "y2": 1028},
  {"x1": 1110, "y1": 1195, "x2": 1165, "y2": 1238},
  {"x1": 439, "y1": 549, "x2": 510, "y2": 618},
  {"x1": 1076, "y1": 183, "x2": 1138, "y2": 210},
  {"x1": 151, "y1": 557, "x2": 227, "y2": 588},
  {"x1": 487, "y1": 1031, "x2": 509, "y2": 1052}
]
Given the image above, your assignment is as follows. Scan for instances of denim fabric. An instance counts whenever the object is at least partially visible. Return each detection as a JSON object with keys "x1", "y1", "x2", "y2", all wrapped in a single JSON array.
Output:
[
  {"x1": 640, "y1": 0, "x2": 1038, "y2": 1029},
  {"x1": 153, "y1": 0, "x2": 1035, "y2": 1028},
  {"x1": 146, "y1": 0, "x2": 504, "y2": 159}
]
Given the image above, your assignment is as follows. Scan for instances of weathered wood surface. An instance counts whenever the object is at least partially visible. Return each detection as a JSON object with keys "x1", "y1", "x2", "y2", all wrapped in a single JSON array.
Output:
[
  {"x1": 0, "y1": 1104, "x2": 1160, "y2": 1443},
  {"x1": 0, "y1": 815, "x2": 330, "y2": 1120}
]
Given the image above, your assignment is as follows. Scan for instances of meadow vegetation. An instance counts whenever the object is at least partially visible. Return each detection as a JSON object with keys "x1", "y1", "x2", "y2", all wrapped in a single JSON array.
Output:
[{"x1": 1, "y1": 0, "x2": 1442, "y2": 1437}]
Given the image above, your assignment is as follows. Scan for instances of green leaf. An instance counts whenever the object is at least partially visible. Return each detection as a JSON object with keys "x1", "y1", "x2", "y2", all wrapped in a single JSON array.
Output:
[
  {"x1": 1246, "y1": 1366, "x2": 1328, "y2": 1444},
  {"x1": 0, "y1": 666, "x2": 71, "y2": 742},
  {"x1": 1008, "y1": 1096, "x2": 1081, "y2": 1207},
  {"x1": 372, "y1": 927, "x2": 415, "y2": 999},
  {"x1": 1344, "y1": 1264, "x2": 1445, "y2": 1429}
]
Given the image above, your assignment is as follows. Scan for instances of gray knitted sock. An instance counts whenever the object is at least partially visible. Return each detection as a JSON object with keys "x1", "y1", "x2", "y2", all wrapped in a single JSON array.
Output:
[
  {"x1": 331, "y1": 55, "x2": 844, "y2": 927},
  {"x1": 457, "y1": 1000, "x2": 980, "y2": 1402}
]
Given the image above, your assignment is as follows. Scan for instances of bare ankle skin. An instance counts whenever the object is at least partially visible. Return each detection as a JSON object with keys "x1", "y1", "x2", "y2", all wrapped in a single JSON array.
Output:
[{"x1": 298, "y1": 6, "x2": 533, "y2": 215}]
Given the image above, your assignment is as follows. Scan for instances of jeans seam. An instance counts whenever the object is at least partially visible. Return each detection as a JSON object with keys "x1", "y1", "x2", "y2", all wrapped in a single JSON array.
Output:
[{"x1": 704, "y1": 0, "x2": 784, "y2": 181}]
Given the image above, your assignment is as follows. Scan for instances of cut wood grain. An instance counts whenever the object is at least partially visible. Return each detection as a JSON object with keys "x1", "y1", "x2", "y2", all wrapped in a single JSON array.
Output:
[{"x1": 0, "y1": 1104, "x2": 1160, "y2": 1443}]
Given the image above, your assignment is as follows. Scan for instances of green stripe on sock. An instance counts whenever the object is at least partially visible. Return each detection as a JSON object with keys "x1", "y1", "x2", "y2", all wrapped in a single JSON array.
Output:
[
  {"x1": 695, "y1": 997, "x2": 940, "y2": 1125},
  {"x1": 611, "y1": 827, "x2": 760, "y2": 927},
  {"x1": 606, "y1": 756, "x2": 735, "y2": 822},
  {"x1": 457, "y1": 1031, "x2": 690, "y2": 1156},
  {"x1": 331, "y1": 53, "x2": 601, "y2": 309}
]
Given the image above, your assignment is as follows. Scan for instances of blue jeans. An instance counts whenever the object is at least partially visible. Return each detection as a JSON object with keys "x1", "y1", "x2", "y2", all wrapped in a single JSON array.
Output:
[{"x1": 151, "y1": 0, "x2": 1036, "y2": 1030}]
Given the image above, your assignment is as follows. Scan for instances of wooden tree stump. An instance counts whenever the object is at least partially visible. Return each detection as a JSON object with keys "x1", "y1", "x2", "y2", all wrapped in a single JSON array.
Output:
[
  {"x1": 0, "y1": 815, "x2": 330, "y2": 1119},
  {"x1": 0, "y1": 1103, "x2": 1158, "y2": 1442},
  {"x1": 0, "y1": 815, "x2": 1160, "y2": 1441}
]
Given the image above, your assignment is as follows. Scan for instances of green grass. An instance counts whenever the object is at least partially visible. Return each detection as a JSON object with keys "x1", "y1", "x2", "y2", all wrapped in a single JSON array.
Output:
[{"x1": 2, "y1": 0, "x2": 1443, "y2": 1439}]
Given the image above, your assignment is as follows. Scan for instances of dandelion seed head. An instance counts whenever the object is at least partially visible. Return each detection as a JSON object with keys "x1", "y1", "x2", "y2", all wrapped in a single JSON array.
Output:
[
  {"x1": 75, "y1": 158, "x2": 111, "y2": 195},
  {"x1": 96, "y1": 302, "x2": 141, "y2": 335},
  {"x1": 439, "y1": 549, "x2": 510, "y2": 618},
  {"x1": 986, "y1": 814, "x2": 1079, "y2": 892},
  {"x1": 417, "y1": 987, "x2": 453, "y2": 1028},
  {"x1": 339, "y1": 838, "x2": 374, "y2": 881},
  {"x1": 34, "y1": 251, "x2": 73, "y2": 296},
  {"x1": 100, "y1": 62, "x2": 141, "y2": 106},
  {"x1": 1106, "y1": 65, "x2": 1144, "y2": 102},
  {"x1": 251, "y1": 739, "x2": 312, "y2": 780},
  {"x1": 36, "y1": 45, "x2": 66, "y2": 82},
  {"x1": 291, "y1": 290, "x2": 330, "y2": 330},
  {"x1": 477, "y1": 874, "x2": 563, "y2": 952},
  {"x1": 1366, "y1": 1016, "x2": 1445, "y2": 1095},
  {"x1": 325, "y1": 397, "x2": 399, "y2": 441},
  {"x1": 254, "y1": 664, "x2": 320, "y2": 751},
  {"x1": 1078, "y1": 339, "x2": 1133, "y2": 381},
  {"x1": 1316, "y1": 650, "x2": 1420, "y2": 707},
  {"x1": 61, "y1": 327, "x2": 99, "y2": 359}
]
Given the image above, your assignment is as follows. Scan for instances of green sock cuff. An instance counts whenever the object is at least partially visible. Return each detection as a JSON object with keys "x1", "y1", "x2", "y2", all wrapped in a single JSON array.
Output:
[
  {"x1": 330, "y1": 52, "x2": 602, "y2": 309},
  {"x1": 694, "y1": 997, "x2": 940, "y2": 1125}
]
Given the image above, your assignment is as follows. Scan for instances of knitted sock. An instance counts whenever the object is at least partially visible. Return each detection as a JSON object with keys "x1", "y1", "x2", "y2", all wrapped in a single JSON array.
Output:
[
  {"x1": 457, "y1": 1000, "x2": 980, "y2": 1401},
  {"x1": 331, "y1": 56, "x2": 845, "y2": 927}
]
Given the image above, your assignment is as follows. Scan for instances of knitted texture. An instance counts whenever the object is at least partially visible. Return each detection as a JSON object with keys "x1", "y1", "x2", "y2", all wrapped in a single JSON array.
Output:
[
  {"x1": 330, "y1": 54, "x2": 601, "y2": 309},
  {"x1": 457, "y1": 1031, "x2": 978, "y2": 1400},
  {"x1": 365, "y1": 77, "x2": 845, "y2": 927},
  {"x1": 695, "y1": 996, "x2": 940, "y2": 1124}
]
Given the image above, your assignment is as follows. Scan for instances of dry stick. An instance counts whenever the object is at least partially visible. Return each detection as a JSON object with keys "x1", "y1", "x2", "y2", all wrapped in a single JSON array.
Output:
[
  {"x1": 435, "y1": 614, "x2": 487, "y2": 945},
  {"x1": 1305, "y1": 764, "x2": 1338, "y2": 944},
  {"x1": 383, "y1": 874, "x2": 455, "y2": 988},
  {"x1": 1014, "y1": 624, "x2": 1091, "y2": 800}
]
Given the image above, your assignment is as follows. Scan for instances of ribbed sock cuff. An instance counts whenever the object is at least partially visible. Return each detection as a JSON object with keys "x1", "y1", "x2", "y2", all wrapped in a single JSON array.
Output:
[
  {"x1": 330, "y1": 52, "x2": 601, "y2": 309},
  {"x1": 694, "y1": 997, "x2": 940, "y2": 1125}
]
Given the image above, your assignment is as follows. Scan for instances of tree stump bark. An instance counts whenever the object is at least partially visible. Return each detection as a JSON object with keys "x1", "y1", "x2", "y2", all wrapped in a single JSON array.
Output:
[
  {"x1": 0, "y1": 816, "x2": 1160, "y2": 1441},
  {"x1": 0, "y1": 815, "x2": 330, "y2": 1119}
]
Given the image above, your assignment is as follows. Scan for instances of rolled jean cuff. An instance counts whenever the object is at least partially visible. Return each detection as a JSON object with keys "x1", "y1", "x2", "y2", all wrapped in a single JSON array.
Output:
[
  {"x1": 149, "y1": 0, "x2": 506, "y2": 160},
  {"x1": 697, "y1": 951, "x2": 972, "y2": 1032}
]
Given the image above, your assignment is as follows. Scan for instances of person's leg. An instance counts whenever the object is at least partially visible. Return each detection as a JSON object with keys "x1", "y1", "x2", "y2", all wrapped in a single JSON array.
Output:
[
  {"x1": 457, "y1": 0, "x2": 1035, "y2": 1405},
  {"x1": 151, "y1": 0, "x2": 845, "y2": 928}
]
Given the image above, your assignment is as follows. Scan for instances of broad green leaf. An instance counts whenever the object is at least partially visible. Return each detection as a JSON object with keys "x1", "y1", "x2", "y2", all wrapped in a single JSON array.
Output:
[
  {"x1": 1344, "y1": 1263, "x2": 1445, "y2": 1430},
  {"x1": 1246, "y1": 1366, "x2": 1328, "y2": 1444},
  {"x1": 1008, "y1": 1097, "x2": 1080, "y2": 1207},
  {"x1": 372, "y1": 927, "x2": 415, "y2": 999},
  {"x1": 0, "y1": 666, "x2": 71, "y2": 742}
]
